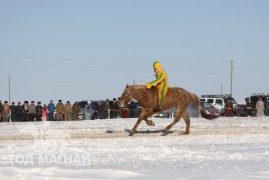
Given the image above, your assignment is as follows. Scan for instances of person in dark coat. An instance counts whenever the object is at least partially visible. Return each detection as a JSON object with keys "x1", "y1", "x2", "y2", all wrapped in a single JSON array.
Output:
[
  {"x1": 110, "y1": 98, "x2": 119, "y2": 119},
  {"x1": 36, "y1": 101, "x2": 42, "y2": 121},
  {"x1": 104, "y1": 99, "x2": 110, "y2": 119},
  {"x1": 22, "y1": 101, "x2": 29, "y2": 121},
  {"x1": 16, "y1": 102, "x2": 24, "y2": 122},
  {"x1": 245, "y1": 98, "x2": 253, "y2": 117},
  {"x1": 0, "y1": 101, "x2": 3, "y2": 122},
  {"x1": 10, "y1": 102, "x2": 17, "y2": 122},
  {"x1": 225, "y1": 99, "x2": 234, "y2": 117},
  {"x1": 96, "y1": 100, "x2": 105, "y2": 119},
  {"x1": 72, "y1": 101, "x2": 81, "y2": 120}
]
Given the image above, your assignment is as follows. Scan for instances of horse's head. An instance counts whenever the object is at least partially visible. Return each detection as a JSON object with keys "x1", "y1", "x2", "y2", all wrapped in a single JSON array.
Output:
[{"x1": 119, "y1": 85, "x2": 134, "y2": 108}]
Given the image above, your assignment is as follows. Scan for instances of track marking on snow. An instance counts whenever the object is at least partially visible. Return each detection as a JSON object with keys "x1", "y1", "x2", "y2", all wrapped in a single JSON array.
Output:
[
  {"x1": 0, "y1": 117, "x2": 269, "y2": 140},
  {"x1": 1, "y1": 125, "x2": 269, "y2": 140}
]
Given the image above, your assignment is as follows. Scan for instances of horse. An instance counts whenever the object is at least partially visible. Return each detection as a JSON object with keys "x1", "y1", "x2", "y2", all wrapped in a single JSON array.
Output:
[{"x1": 118, "y1": 85, "x2": 200, "y2": 135}]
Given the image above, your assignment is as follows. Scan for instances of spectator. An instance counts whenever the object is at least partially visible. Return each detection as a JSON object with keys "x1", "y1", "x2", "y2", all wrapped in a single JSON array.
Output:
[
  {"x1": 64, "y1": 101, "x2": 72, "y2": 121},
  {"x1": 56, "y1": 99, "x2": 65, "y2": 121},
  {"x1": 84, "y1": 101, "x2": 94, "y2": 120},
  {"x1": 256, "y1": 96, "x2": 264, "y2": 117},
  {"x1": 10, "y1": 102, "x2": 16, "y2": 122},
  {"x1": 245, "y1": 98, "x2": 253, "y2": 117},
  {"x1": 47, "y1": 100, "x2": 55, "y2": 121},
  {"x1": 41, "y1": 104, "x2": 48, "y2": 121},
  {"x1": 3, "y1": 101, "x2": 9, "y2": 122},
  {"x1": 72, "y1": 101, "x2": 81, "y2": 120},
  {"x1": 110, "y1": 98, "x2": 119, "y2": 119},
  {"x1": 28, "y1": 101, "x2": 36, "y2": 121},
  {"x1": 117, "y1": 97, "x2": 122, "y2": 118},
  {"x1": 225, "y1": 99, "x2": 233, "y2": 117},
  {"x1": 36, "y1": 101, "x2": 42, "y2": 121},
  {"x1": 0, "y1": 101, "x2": 3, "y2": 122},
  {"x1": 22, "y1": 101, "x2": 29, "y2": 121},
  {"x1": 104, "y1": 99, "x2": 110, "y2": 119},
  {"x1": 16, "y1": 102, "x2": 23, "y2": 121},
  {"x1": 264, "y1": 96, "x2": 269, "y2": 116},
  {"x1": 96, "y1": 100, "x2": 105, "y2": 119}
]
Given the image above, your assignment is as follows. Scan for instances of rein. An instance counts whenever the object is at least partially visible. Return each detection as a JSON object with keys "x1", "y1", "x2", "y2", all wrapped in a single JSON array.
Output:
[{"x1": 123, "y1": 87, "x2": 134, "y2": 104}]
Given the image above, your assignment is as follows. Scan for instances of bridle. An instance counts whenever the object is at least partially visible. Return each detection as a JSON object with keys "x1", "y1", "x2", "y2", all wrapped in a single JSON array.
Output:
[{"x1": 120, "y1": 86, "x2": 134, "y2": 105}]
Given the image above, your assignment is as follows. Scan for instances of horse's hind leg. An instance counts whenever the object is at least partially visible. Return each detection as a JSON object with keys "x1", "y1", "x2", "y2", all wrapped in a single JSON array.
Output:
[
  {"x1": 163, "y1": 113, "x2": 181, "y2": 132},
  {"x1": 164, "y1": 111, "x2": 190, "y2": 134},
  {"x1": 181, "y1": 111, "x2": 190, "y2": 134}
]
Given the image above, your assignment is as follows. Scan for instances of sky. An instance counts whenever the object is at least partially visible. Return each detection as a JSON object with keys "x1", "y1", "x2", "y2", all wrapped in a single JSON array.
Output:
[{"x1": 0, "y1": 0, "x2": 268, "y2": 104}]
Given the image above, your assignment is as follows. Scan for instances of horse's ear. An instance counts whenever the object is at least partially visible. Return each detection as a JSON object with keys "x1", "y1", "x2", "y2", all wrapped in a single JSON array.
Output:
[{"x1": 126, "y1": 84, "x2": 129, "y2": 88}]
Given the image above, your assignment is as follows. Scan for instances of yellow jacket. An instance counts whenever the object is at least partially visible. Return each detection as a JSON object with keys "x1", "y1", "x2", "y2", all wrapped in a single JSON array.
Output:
[
  {"x1": 146, "y1": 61, "x2": 169, "y2": 89},
  {"x1": 149, "y1": 69, "x2": 169, "y2": 87}
]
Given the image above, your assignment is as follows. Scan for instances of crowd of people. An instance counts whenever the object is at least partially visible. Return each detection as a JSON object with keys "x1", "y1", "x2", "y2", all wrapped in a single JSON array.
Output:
[
  {"x1": 0, "y1": 98, "x2": 121, "y2": 122},
  {"x1": 1, "y1": 95, "x2": 268, "y2": 122},
  {"x1": 224, "y1": 96, "x2": 269, "y2": 117}
]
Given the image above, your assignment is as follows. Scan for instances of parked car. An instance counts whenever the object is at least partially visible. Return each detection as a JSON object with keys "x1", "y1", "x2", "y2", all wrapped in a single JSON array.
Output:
[
  {"x1": 199, "y1": 94, "x2": 237, "y2": 116},
  {"x1": 151, "y1": 107, "x2": 175, "y2": 118},
  {"x1": 199, "y1": 101, "x2": 221, "y2": 120},
  {"x1": 128, "y1": 100, "x2": 175, "y2": 118},
  {"x1": 234, "y1": 104, "x2": 246, "y2": 117},
  {"x1": 128, "y1": 100, "x2": 141, "y2": 118}
]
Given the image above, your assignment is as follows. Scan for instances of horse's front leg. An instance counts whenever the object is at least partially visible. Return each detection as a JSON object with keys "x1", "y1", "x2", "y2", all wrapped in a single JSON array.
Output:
[
  {"x1": 144, "y1": 118, "x2": 155, "y2": 126},
  {"x1": 131, "y1": 110, "x2": 154, "y2": 134},
  {"x1": 131, "y1": 113, "x2": 143, "y2": 133},
  {"x1": 144, "y1": 111, "x2": 155, "y2": 126}
]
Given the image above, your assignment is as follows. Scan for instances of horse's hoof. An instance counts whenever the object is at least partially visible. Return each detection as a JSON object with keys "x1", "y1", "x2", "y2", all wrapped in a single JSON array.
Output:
[
  {"x1": 129, "y1": 130, "x2": 137, "y2": 135},
  {"x1": 147, "y1": 120, "x2": 155, "y2": 126},
  {"x1": 183, "y1": 131, "x2": 190, "y2": 135},
  {"x1": 162, "y1": 129, "x2": 168, "y2": 134}
]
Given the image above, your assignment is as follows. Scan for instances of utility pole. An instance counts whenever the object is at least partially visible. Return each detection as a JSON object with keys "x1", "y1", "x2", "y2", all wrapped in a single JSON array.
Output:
[
  {"x1": 8, "y1": 76, "x2": 11, "y2": 104},
  {"x1": 230, "y1": 60, "x2": 234, "y2": 96},
  {"x1": 133, "y1": 79, "x2": 136, "y2": 85},
  {"x1": 221, "y1": 83, "x2": 223, "y2": 96}
]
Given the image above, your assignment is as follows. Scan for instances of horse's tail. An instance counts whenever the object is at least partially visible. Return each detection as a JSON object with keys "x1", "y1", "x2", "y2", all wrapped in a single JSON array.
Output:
[{"x1": 191, "y1": 93, "x2": 200, "y2": 107}]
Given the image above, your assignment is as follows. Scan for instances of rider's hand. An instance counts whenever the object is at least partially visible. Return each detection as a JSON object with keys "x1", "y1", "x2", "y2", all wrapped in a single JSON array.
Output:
[{"x1": 146, "y1": 83, "x2": 152, "y2": 89}]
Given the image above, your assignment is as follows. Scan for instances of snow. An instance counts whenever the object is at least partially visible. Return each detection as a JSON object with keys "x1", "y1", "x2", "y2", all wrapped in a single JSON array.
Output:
[{"x1": 0, "y1": 117, "x2": 269, "y2": 179}]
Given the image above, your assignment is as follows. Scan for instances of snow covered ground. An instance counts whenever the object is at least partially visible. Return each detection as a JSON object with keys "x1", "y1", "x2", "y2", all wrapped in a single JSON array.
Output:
[{"x1": 0, "y1": 117, "x2": 269, "y2": 179}]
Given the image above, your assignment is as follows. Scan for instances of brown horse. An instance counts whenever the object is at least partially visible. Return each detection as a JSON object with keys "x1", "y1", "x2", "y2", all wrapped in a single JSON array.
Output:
[{"x1": 119, "y1": 85, "x2": 200, "y2": 135}]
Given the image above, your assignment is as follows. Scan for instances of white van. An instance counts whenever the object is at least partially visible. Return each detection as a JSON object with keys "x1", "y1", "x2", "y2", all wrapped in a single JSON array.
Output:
[{"x1": 199, "y1": 94, "x2": 237, "y2": 116}]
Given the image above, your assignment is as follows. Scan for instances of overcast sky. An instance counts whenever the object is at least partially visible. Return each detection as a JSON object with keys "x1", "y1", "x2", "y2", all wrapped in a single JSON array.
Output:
[{"x1": 0, "y1": 0, "x2": 268, "y2": 104}]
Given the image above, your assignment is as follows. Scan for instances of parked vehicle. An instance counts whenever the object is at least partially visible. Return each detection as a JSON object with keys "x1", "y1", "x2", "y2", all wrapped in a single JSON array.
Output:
[
  {"x1": 199, "y1": 94, "x2": 237, "y2": 116},
  {"x1": 234, "y1": 104, "x2": 247, "y2": 117},
  {"x1": 151, "y1": 107, "x2": 175, "y2": 118},
  {"x1": 199, "y1": 101, "x2": 221, "y2": 119},
  {"x1": 128, "y1": 100, "x2": 141, "y2": 118}
]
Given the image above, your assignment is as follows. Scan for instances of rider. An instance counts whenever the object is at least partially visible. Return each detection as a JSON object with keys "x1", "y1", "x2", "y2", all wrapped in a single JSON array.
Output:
[{"x1": 146, "y1": 61, "x2": 169, "y2": 112}]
